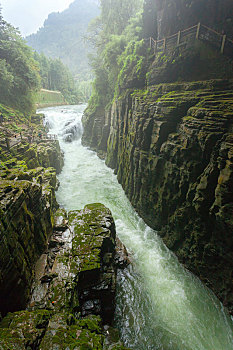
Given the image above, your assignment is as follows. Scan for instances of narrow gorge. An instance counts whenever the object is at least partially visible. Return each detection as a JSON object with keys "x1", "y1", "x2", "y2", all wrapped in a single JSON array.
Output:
[{"x1": 0, "y1": 0, "x2": 233, "y2": 349}]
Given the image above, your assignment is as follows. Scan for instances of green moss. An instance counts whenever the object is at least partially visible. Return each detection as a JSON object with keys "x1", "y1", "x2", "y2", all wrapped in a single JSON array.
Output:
[
  {"x1": 0, "y1": 310, "x2": 52, "y2": 349},
  {"x1": 0, "y1": 328, "x2": 25, "y2": 349},
  {"x1": 40, "y1": 321, "x2": 104, "y2": 350},
  {"x1": 77, "y1": 315, "x2": 102, "y2": 333}
]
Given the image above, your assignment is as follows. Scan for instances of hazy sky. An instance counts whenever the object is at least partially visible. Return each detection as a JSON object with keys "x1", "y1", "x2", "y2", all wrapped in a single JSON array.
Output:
[{"x1": 0, "y1": 0, "x2": 74, "y2": 37}]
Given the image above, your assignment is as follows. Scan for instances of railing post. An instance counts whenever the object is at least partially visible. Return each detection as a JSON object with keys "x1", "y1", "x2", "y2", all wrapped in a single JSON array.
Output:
[
  {"x1": 196, "y1": 22, "x2": 201, "y2": 39},
  {"x1": 163, "y1": 38, "x2": 166, "y2": 51},
  {"x1": 177, "y1": 31, "x2": 181, "y2": 45},
  {"x1": 154, "y1": 40, "x2": 157, "y2": 55},
  {"x1": 149, "y1": 37, "x2": 152, "y2": 49},
  {"x1": 221, "y1": 34, "x2": 226, "y2": 54}
]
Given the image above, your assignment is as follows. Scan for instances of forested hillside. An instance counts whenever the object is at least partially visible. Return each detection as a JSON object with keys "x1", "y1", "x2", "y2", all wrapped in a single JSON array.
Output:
[
  {"x1": 33, "y1": 52, "x2": 80, "y2": 104},
  {"x1": 0, "y1": 10, "x2": 40, "y2": 113},
  {"x1": 0, "y1": 8, "x2": 80, "y2": 110},
  {"x1": 26, "y1": 0, "x2": 99, "y2": 83}
]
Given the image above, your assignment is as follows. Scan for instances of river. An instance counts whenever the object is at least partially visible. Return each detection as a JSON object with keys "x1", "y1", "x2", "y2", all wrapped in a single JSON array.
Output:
[{"x1": 40, "y1": 104, "x2": 233, "y2": 350}]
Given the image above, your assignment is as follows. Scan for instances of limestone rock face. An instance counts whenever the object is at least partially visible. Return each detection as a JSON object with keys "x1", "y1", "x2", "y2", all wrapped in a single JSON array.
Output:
[
  {"x1": 82, "y1": 106, "x2": 109, "y2": 158},
  {"x1": 0, "y1": 168, "x2": 58, "y2": 316},
  {"x1": 0, "y1": 204, "x2": 130, "y2": 350},
  {"x1": 69, "y1": 204, "x2": 117, "y2": 324},
  {"x1": 14, "y1": 140, "x2": 64, "y2": 174},
  {"x1": 0, "y1": 109, "x2": 64, "y2": 317},
  {"x1": 82, "y1": 79, "x2": 233, "y2": 313}
]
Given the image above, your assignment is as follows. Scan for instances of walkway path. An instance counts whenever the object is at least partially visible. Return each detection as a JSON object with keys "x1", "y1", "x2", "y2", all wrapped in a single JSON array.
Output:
[{"x1": 148, "y1": 23, "x2": 233, "y2": 58}]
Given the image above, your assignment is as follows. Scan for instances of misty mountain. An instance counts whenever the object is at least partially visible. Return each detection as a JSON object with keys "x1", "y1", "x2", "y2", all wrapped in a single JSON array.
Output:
[{"x1": 26, "y1": 0, "x2": 100, "y2": 81}]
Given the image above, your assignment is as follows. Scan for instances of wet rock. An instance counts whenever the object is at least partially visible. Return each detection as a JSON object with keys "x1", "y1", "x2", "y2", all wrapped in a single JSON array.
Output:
[
  {"x1": 40, "y1": 273, "x2": 58, "y2": 283},
  {"x1": 54, "y1": 208, "x2": 68, "y2": 232},
  {"x1": 63, "y1": 133, "x2": 73, "y2": 142},
  {"x1": 68, "y1": 203, "x2": 117, "y2": 324},
  {"x1": 0, "y1": 310, "x2": 51, "y2": 350},
  {"x1": 62, "y1": 122, "x2": 82, "y2": 142},
  {"x1": 39, "y1": 314, "x2": 104, "y2": 350},
  {"x1": 28, "y1": 204, "x2": 117, "y2": 323},
  {"x1": 115, "y1": 237, "x2": 131, "y2": 269},
  {"x1": 103, "y1": 326, "x2": 130, "y2": 350}
]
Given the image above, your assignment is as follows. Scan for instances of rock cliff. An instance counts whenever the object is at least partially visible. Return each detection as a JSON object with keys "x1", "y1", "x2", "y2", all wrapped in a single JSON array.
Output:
[
  {"x1": 0, "y1": 107, "x2": 63, "y2": 316},
  {"x1": 0, "y1": 105, "x2": 130, "y2": 348},
  {"x1": 82, "y1": 76, "x2": 233, "y2": 312}
]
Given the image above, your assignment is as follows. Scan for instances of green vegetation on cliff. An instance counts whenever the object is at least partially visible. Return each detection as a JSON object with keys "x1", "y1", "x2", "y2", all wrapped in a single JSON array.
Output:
[
  {"x1": 85, "y1": 0, "x2": 144, "y2": 115},
  {"x1": 0, "y1": 9, "x2": 79, "y2": 110},
  {"x1": 26, "y1": 0, "x2": 100, "y2": 102},
  {"x1": 0, "y1": 102, "x2": 64, "y2": 315},
  {"x1": 0, "y1": 203, "x2": 129, "y2": 349},
  {"x1": 85, "y1": 0, "x2": 233, "y2": 118}
]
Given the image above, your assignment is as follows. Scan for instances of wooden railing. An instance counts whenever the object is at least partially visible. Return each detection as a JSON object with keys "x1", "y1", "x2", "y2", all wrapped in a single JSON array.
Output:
[{"x1": 147, "y1": 23, "x2": 233, "y2": 58}]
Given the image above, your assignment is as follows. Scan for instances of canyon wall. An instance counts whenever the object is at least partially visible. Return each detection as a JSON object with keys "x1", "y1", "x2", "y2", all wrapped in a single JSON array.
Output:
[
  {"x1": 83, "y1": 77, "x2": 233, "y2": 313},
  {"x1": 0, "y1": 110, "x2": 64, "y2": 316},
  {"x1": 106, "y1": 79, "x2": 233, "y2": 312},
  {"x1": 0, "y1": 168, "x2": 58, "y2": 315}
]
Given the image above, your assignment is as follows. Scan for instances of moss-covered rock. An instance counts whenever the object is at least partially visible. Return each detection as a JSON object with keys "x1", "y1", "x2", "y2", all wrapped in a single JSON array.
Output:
[
  {"x1": 0, "y1": 310, "x2": 51, "y2": 350},
  {"x1": 0, "y1": 104, "x2": 64, "y2": 316},
  {"x1": 29, "y1": 204, "x2": 117, "y2": 322},
  {"x1": 0, "y1": 204, "x2": 130, "y2": 349},
  {"x1": 39, "y1": 314, "x2": 104, "y2": 350},
  {"x1": 69, "y1": 204, "x2": 116, "y2": 324}
]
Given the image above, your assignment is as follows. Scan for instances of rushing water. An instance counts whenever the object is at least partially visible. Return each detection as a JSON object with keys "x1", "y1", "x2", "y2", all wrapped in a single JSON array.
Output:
[{"x1": 40, "y1": 105, "x2": 233, "y2": 350}]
